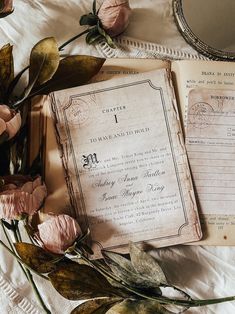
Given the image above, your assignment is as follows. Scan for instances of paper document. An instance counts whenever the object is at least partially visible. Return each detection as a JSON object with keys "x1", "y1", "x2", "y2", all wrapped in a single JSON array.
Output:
[
  {"x1": 186, "y1": 88, "x2": 235, "y2": 215},
  {"x1": 49, "y1": 69, "x2": 201, "y2": 256}
]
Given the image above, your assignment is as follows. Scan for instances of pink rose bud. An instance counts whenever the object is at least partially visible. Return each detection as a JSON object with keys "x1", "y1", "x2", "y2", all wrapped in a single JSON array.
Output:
[
  {"x1": 0, "y1": 175, "x2": 47, "y2": 220},
  {"x1": 98, "y1": 0, "x2": 131, "y2": 37},
  {"x1": 0, "y1": 105, "x2": 21, "y2": 141},
  {"x1": 37, "y1": 215, "x2": 82, "y2": 254}
]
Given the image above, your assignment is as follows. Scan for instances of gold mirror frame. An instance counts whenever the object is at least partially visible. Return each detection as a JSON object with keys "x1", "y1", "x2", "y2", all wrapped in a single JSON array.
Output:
[{"x1": 173, "y1": 0, "x2": 235, "y2": 61}]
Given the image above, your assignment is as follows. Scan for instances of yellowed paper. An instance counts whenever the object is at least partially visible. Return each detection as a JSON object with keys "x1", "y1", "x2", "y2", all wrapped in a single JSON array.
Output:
[
  {"x1": 172, "y1": 60, "x2": 235, "y2": 125},
  {"x1": 30, "y1": 58, "x2": 235, "y2": 247},
  {"x1": 172, "y1": 60, "x2": 235, "y2": 245},
  {"x1": 186, "y1": 88, "x2": 235, "y2": 244},
  {"x1": 40, "y1": 59, "x2": 170, "y2": 218},
  {"x1": 49, "y1": 68, "x2": 201, "y2": 257}
]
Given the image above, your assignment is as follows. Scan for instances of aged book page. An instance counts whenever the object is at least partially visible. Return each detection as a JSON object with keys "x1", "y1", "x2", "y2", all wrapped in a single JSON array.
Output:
[
  {"x1": 30, "y1": 58, "x2": 235, "y2": 247},
  {"x1": 35, "y1": 59, "x2": 169, "y2": 219},
  {"x1": 186, "y1": 88, "x2": 235, "y2": 245},
  {"x1": 172, "y1": 60, "x2": 235, "y2": 125},
  {"x1": 48, "y1": 68, "x2": 201, "y2": 257},
  {"x1": 172, "y1": 60, "x2": 235, "y2": 245}
]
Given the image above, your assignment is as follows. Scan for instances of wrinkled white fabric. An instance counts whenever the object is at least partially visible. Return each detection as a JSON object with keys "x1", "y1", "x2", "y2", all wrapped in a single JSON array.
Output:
[{"x1": 0, "y1": 1, "x2": 234, "y2": 314}]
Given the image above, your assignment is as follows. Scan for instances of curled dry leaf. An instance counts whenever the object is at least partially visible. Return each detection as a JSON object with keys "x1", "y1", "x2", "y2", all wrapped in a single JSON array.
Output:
[
  {"x1": 0, "y1": 44, "x2": 14, "y2": 102},
  {"x1": 36, "y1": 55, "x2": 105, "y2": 94},
  {"x1": 71, "y1": 297, "x2": 122, "y2": 314},
  {"x1": 48, "y1": 260, "x2": 120, "y2": 300},
  {"x1": 108, "y1": 299, "x2": 174, "y2": 314},
  {"x1": 129, "y1": 242, "x2": 168, "y2": 286},
  {"x1": 102, "y1": 250, "x2": 161, "y2": 295},
  {"x1": 103, "y1": 249, "x2": 163, "y2": 296},
  {"x1": 14, "y1": 242, "x2": 61, "y2": 273},
  {"x1": 18, "y1": 37, "x2": 59, "y2": 103},
  {"x1": 29, "y1": 37, "x2": 60, "y2": 86}
]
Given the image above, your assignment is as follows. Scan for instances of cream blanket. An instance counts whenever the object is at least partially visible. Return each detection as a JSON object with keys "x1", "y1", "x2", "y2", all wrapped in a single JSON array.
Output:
[{"x1": 0, "y1": 1, "x2": 234, "y2": 313}]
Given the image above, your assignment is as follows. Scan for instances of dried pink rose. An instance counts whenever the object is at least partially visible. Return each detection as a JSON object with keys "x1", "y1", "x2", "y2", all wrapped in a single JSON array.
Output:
[
  {"x1": 0, "y1": 0, "x2": 14, "y2": 17},
  {"x1": 0, "y1": 105, "x2": 21, "y2": 141},
  {"x1": 0, "y1": 175, "x2": 47, "y2": 220},
  {"x1": 37, "y1": 214, "x2": 82, "y2": 254},
  {"x1": 98, "y1": 0, "x2": 131, "y2": 37}
]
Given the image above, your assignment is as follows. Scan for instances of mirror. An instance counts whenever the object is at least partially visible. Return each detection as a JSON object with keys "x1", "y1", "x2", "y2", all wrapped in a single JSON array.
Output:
[{"x1": 173, "y1": 0, "x2": 235, "y2": 61}]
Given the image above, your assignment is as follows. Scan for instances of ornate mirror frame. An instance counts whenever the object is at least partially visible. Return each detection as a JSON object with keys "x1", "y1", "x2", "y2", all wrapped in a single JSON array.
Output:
[{"x1": 173, "y1": 0, "x2": 235, "y2": 61}]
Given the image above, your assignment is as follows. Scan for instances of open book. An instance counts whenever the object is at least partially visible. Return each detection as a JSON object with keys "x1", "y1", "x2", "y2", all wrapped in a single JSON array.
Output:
[{"x1": 30, "y1": 58, "x2": 235, "y2": 255}]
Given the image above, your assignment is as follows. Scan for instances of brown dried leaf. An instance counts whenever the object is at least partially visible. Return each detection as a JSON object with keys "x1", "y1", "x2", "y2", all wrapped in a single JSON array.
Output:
[
  {"x1": 36, "y1": 55, "x2": 105, "y2": 94},
  {"x1": 0, "y1": 43, "x2": 14, "y2": 102},
  {"x1": 102, "y1": 251, "x2": 162, "y2": 297},
  {"x1": 129, "y1": 242, "x2": 167, "y2": 286},
  {"x1": 14, "y1": 242, "x2": 61, "y2": 273},
  {"x1": 71, "y1": 298, "x2": 122, "y2": 314},
  {"x1": 29, "y1": 37, "x2": 59, "y2": 86},
  {"x1": 48, "y1": 260, "x2": 119, "y2": 300},
  {"x1": 109, "y1": 299, "x2": 173, "y2": 314},
  {"x1": 102, "y1": 251, "x2": 161, "y2": 293}
]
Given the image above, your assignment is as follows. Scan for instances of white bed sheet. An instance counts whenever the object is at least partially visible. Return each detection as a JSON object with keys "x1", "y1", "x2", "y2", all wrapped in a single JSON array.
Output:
[{"x1": 0, "y1": 1, "x2": 235, "y2": 313}]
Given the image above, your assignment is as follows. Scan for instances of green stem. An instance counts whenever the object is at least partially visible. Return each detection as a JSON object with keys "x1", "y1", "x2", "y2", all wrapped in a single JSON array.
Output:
[
  {"x1": 0, "y1": 238, "x2": 49, "y2": 280},
  {"x1": 11, "y1": 221, "x2": 19, "y2": 242},
  {"x1": 14, "y1": 221, "x2": 22, "y2": 242},
  {"x1": 75, "y1": 250, "x2": 235, "y2": 309},
  {"x1": 58, "y1": 28, "x2": 90, "y2": 51},
  {"x1": 0, "y1": 240, "x2": 49, "y2": 280},
  {"x1": 26, "y1": 269, "x2": 51, "y2": 314}
]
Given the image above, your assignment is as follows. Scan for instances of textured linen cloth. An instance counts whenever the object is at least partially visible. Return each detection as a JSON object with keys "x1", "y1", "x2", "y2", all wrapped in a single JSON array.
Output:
[{"x1": 0, "y1": 1, "x2": 235, "y2": 313}]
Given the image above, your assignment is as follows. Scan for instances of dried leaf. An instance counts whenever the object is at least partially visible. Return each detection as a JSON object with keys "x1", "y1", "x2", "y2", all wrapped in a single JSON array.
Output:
[
  {"x1": 14, "y1": 242, "x2": 61, "y2": 273},
  {"x1": 71, "y1": 298, "x2": 122, "y2": 314},
  {"x1": 35, "y1": 55, "x2": 105, "y2": 94},
  {"x1": 0, "y1": 44, "x2": 14, "y2": 102},
  {"x1": 80, "y1": 13, "x2": 98, "y2": 26},
  {"x1": 86, "y1": 27, "x2": 103, "y2": 45},
  {"x1": 129, "y1": 242, "x2": 167, "y2": 286},
  {"x1": 102, "y1": 251, "x2": 161, "y2": 295},
  {"x1": 97, "y1": 23, "x2": 115, "y2": 48},
  {"x1": 1, "y1": 219, "x2": 14, "y2": 230},
  {"x1": 6, "y1": 66, "x2": 28, "y2": 104},
  {"x1": 48, "y1": 260, "x2": 119, "y2": 300},
  {"x1": 109, "y1": 299, "x2": 174, "y2": 314},
  {"x1": 29, "y1": 37, "x2": 59, "y2": 86}
]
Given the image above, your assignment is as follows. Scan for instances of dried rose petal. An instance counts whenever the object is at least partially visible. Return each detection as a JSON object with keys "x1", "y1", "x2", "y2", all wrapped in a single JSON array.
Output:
[
  {"x1": 37, "y1": 215, "x2": 82, "y2": 254},
  {"x1": 0, "y1": 176, "x2": 47, "y2": 220},
  {"x1": 0, "y1": 105, "x2": 21, "y2": 140},
  {"x1": 98, "y1": 0, "x2": 131, "y2": 37}
]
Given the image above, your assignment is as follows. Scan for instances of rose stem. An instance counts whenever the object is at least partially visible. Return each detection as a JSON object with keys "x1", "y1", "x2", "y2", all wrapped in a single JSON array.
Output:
[
  {"x1": 14, "y1": 220, "x2": 22, "y2": 242},
  {"x1": 26, "y1": 269, "x2": 51, "y2": 314},
  {"x1": 0, "y1": 238, "x2": 48, "y2": 280},
  {"x1": 76, "y1": 250, "x2": 235, "y2": 308},
  {"x1": 58, "y1": 28, "x2": 90, "y2": 51}
]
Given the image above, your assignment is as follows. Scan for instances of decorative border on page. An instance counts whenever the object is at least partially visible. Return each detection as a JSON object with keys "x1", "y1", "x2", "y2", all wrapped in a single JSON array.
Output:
[{"x1": 51, "y1": 79, "x2": 189, "y2": 250}]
